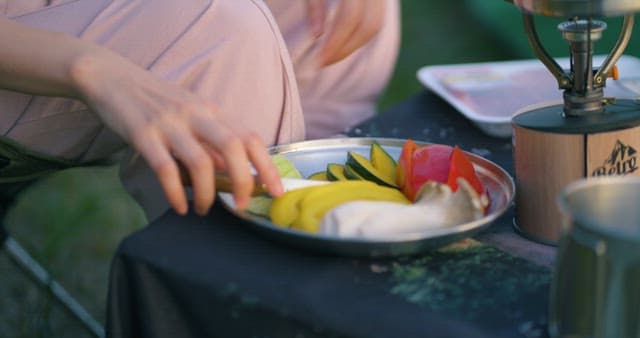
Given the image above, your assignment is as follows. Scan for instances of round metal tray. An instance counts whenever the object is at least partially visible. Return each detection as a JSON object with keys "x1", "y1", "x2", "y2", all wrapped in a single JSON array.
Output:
[{"x1": 219, "y1": 137, "x2": 514, "y2": 257}]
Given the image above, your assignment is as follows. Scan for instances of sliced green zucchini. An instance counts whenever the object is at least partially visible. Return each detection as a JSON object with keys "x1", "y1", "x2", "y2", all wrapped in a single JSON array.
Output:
[
  {"x1": 343, "y1": 164, "x2": 365, "y2": 180},
  {"x1": 370, "y1": 141, "x2": 397, "y2": 183},
  {"x1": 246, "y1": 196, "x2": 273, "y2": 218},
  {"x1": 326, "y1": 163, "x2": 348, "y2": 181},
  {"x1": 272, "y1": 153, "x2": 302, "y2": 178},
  {"x1": 307, "y1": 171, "x2": 329, "y2": 181},
  {"x1": 346, "y1": 151, "x2": 398, "y2": 188}
]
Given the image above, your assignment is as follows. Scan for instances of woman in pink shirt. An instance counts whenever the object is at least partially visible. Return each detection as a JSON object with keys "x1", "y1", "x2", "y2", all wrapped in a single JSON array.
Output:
[{"x1": 0, "y1": 0, "x2": 399, "y2": 221}]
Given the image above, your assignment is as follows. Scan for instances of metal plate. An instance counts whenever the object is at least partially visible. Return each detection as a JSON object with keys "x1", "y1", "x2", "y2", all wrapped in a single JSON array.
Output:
[{"x1": 219, "y1": 137, "x2": 514, "y2": 257}]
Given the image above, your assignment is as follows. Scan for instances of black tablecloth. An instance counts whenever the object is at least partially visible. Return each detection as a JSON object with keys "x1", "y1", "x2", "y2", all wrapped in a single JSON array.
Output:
[{"x1": 106, "y1": 91, "x2": 554, "y2": 338}]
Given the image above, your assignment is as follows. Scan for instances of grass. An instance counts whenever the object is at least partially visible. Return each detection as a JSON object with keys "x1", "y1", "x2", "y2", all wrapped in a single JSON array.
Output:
[
  {"x1": 1, "y1": 1, "x2": 532, "y2": 337},
  {"x1": 1, "y1": 167, "x2": 145, "y2": 338}
]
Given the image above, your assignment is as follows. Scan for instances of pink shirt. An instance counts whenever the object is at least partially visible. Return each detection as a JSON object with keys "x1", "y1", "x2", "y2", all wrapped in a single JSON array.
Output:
[{"x1": 1, "y1": 0, "x2": 399, "y2": 220}]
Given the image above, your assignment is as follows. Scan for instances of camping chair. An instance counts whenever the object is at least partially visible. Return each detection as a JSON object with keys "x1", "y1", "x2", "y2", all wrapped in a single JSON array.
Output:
[{"x1": 0, "y1": 139, "x2": 105, "y2": 338}]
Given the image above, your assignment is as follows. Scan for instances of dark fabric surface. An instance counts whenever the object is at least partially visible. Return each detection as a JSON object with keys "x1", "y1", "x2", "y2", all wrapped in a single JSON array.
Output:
[
  {"x1": 106, "y1": 91, "x2": 552, "y2": 338},
  {"x1": 0, "y1": 208, "x2": 7, "y2": 243},
  {"x1": 1, "y1": 180, "x2": 30, "y2": 245}
]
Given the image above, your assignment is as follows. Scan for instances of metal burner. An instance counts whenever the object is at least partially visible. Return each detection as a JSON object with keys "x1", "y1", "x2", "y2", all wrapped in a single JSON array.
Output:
[
  {"x1": 522, "y1": 14, "x2": 634, "y2": 116},
  {"x1": 508, "y1": 0, "x2": 640, "y2": 246}
]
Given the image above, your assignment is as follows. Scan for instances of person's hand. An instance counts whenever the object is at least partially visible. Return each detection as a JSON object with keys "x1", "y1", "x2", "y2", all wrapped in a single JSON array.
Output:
[
  {"x1": 70, "y1": 51, "x2": 284, "y2": 216},
  {"x1": 0, "y1": 18, "x2": 282, "y2": 215},
  {"x1": 305, "y1": 0, "x2": 385, "y2": 66}
]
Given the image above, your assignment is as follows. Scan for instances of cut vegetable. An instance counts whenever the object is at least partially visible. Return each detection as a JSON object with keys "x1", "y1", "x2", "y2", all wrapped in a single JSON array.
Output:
[
  {"x1": 246, "y1": 196, "x2": 273, "y2": 218},
  {"x1": 272, "y1": 154, "x2": 302, "y2": 178},
  {"x1": 270, "y1": 185, "x2": 323, "y2": 227},
  {"x1": 343, "y1": 165, "x2": 365, "y2": 180},
  {"x1": 308, "y1": 171, "x2": 329, "y2": 181},
  {"x1": 396, "y1": 139, "x2": 417, "y2": 197},
  {"x1": 412, "y1": 144, "x2": 453, "y2": 185},
  {"x1": 447, "y1": 146, "x2": 485, "y2": 195},
  {"x1": 326, "y1": 163, "x2": 348, "y2": 181},
  {"x1": 346, "y1": 151, "x2": 398, "y2": 188},
  {"x1": 247, "y1": 153, "x2": 302, "y2": 216},
  {"x1": 290, "y1": 180, "x2": 410, "y2": 233},
  {"x1": 370, "y1": 141, "x2": 397, "y2": 183}
]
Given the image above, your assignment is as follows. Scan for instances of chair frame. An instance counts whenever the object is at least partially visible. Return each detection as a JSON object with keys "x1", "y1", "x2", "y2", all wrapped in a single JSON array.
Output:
[{"x1": 1, "y1": 197, "x2": 105, "y2": 338}]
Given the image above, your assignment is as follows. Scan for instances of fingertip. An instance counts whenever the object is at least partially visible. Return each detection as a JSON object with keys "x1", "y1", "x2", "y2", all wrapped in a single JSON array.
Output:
[
  {"x1": 193, "y1": 198, "x2": 209, "y2": 216},
  {"x1": 234, "y1": 194, "x2": 249, "y2": 210},
  {"x1": 268, "y1": 180, "x2": 284, "y2": 197},
  {"x1": 159, "y1": 171, "x2": 190, "y2": 216},
  {"x1": 319, "y1": 54, "x2": 336, "y2": 67},
  {"x1": 318, "y1": 45, "x2": 340, "y2": 67},
  {"x1": 318, "y1": 53, "x2": 329, "y2": 67},
  {"x1": 195, "y1": 204, "x2": 210, "y2": 216},
  {"x1": 174, "y1": 201, "x2": 188, "y2": 216},
  {"x1": 318, "y1": 50, "x2": 330, "y2": 67},
  {"x1": 192, "y1": 182, "x2": 214, "y2": 216},
  {"x1": 271, "y1": 187, "x2": 284, "y2": 197}
]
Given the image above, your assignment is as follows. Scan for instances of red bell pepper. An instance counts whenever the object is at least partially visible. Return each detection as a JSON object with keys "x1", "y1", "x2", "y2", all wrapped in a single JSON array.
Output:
[
  {"x1": 396, "y1": 140, "x2": 486, "y2": 202},
  {"x1": 409, "y1": 144, "x2": 453, "y2": 201},
  {"x1": 446, "y1": 146, "x2": 485, "y2": 195},
  {"x1": 396, "y1": 139, "x2": 417, "y2": 200}
]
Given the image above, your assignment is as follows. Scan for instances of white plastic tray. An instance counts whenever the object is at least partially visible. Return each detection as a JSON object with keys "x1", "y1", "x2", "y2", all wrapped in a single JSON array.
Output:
[{"x1": 417, "y1": 55, "x2": 640, "y2": 138}]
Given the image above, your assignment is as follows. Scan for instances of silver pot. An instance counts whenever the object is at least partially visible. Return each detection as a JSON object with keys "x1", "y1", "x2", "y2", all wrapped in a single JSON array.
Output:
[{"x1": 550, "y1": 176, "x2": 640, "y2": 338}]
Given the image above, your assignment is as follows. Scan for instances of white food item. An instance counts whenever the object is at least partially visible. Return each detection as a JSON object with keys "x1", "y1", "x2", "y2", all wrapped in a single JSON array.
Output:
[{"x1": 319, "y1": 180, "x2": 485, "y2": 239}]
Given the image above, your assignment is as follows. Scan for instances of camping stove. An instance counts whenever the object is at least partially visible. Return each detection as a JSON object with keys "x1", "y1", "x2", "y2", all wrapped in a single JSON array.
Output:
[{"x1": 510, "y1": 0, "x2": 640, "y2": 244}]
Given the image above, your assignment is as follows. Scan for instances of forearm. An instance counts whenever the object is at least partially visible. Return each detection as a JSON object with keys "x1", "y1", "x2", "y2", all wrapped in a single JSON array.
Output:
[
  {"x1": 0, "y1": 13, "x2": 285, "y2": 217},
  {"x1": 0, "y1": 17, "x2": 103, "y2": 99}
]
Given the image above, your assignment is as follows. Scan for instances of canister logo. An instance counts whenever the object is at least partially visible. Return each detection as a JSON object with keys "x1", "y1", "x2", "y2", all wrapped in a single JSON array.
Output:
[{"x1": 592, "y1": 140, "x2": 638, "y2": 176}]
